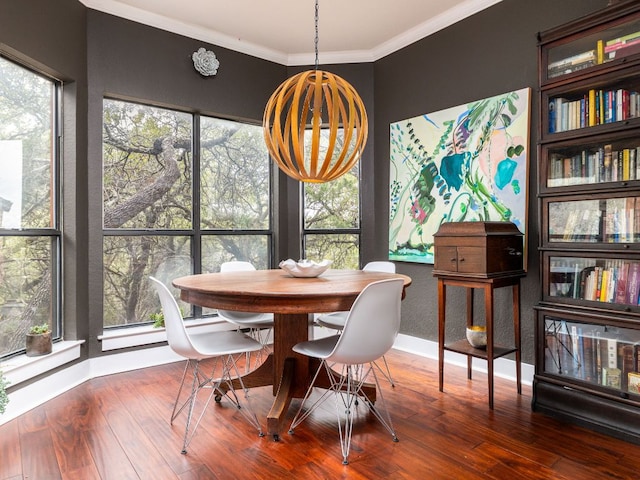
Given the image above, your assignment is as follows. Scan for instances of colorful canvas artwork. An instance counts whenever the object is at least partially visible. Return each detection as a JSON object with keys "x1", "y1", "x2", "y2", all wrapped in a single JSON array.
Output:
[{"x1": 389, "y1": 88, "x2": 531, "y2": 264}]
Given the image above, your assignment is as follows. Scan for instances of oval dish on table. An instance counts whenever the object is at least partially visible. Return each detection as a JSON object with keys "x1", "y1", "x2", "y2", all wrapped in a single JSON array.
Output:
[{"x1": 279, "y1": 259, "x2": 332, "y2": 278}]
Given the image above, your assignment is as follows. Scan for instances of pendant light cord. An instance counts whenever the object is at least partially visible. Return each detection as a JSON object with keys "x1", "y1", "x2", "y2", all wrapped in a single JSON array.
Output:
[{"x1": 314, "y1": 0, "x2": 319, "y2": 70}]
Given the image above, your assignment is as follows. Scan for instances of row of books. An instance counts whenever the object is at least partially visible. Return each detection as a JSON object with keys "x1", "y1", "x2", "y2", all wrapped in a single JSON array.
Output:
[
  {"x1": 548, "y1": 49, "x2": 596, "y2": 78},
  {"x1": 604, "y1": 29, "x2": 640, "y2": 61},
  {"x1": 547, "y1": 29, "x2": 640, "y2": 79},
  {"x1": 545, "y1": 323, "x2": 640, "y2": 393},
  {"x1": 549, "y1": 88, "x2": 640, "y2": 133},
  {"x1": 550, "y1": 197, "x2": 639, "y2": 243},
  {"x1": 547, "y1": 144, "x2": 640, "y2": 186},
  {"x1": 603, "y1": 197, "x2": 640, "y2": 243},
  {"x1": 551, "y1": 260, "x2": 640, "y2": 306}
]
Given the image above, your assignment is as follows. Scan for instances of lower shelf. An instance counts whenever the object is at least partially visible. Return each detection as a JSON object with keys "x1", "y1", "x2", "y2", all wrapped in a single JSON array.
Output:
[
  {"x1": 444, "y1": 339, "x2": 517, "y2": 359},
  {"x1": 532, "y1": 377, "x2": 640, "y2": 445}
]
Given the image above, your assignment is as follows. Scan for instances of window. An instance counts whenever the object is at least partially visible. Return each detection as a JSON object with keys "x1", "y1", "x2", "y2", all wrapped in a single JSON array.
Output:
[
  {"x1": 0, "y1": 56, "x2": 61, "y2": 358},
  {"x1": 102, "y1": 99, "x2": 272, "y2": 327},
  {"x1": 302, "y1": 163, "x2": 360, "y2": 269}
]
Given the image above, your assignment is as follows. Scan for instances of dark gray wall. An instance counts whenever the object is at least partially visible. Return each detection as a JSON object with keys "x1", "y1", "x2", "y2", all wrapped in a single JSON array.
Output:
[
  {"x1": 0, "y1": 0, "x2": 613, "y2": 367},
  {"x1": 374, "y1": 0, "x2": 608, "y2": 364},
  {"x1": 85, "y1": 10, "x2": 289, "y2": 357}
]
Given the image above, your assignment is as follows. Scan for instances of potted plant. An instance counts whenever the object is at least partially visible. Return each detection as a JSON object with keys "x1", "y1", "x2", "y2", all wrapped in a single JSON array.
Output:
[
  {"x1": 26, "y1": 323, "x2": 52, "y2": 357},
  {"x1": 0, "y1": 370, "x2": 9, "y2": 415},
  {"x1": 150, "y1": 311, "x2": 165, "y2": 328}
]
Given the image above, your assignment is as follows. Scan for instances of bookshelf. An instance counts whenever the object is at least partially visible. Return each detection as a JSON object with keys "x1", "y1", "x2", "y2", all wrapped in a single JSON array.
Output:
[{"x1": 535, "y1": 1, "x2": 640, "y2": 444}]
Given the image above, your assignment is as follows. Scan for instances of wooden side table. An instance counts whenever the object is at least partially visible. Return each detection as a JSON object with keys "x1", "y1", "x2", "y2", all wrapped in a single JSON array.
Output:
[{"x1": 435, "y1": 272, "x2": 524, "y2": 409}]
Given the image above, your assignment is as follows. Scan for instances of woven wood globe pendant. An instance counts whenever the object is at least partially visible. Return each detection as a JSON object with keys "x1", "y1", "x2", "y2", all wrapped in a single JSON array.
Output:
[{"x1": 263, "y1": 69, "x2": 368, "y2": 183}]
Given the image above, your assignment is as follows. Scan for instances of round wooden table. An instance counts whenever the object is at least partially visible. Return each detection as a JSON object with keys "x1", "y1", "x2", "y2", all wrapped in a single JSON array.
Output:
[{"x1": 173, "y1": 268, "x2": 412, "y2": 439}]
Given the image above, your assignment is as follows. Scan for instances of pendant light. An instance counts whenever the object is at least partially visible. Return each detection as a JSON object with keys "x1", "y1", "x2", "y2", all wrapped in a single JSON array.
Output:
[{"x1": 263, "y1": 0, "x2": 368, "y2": 183}]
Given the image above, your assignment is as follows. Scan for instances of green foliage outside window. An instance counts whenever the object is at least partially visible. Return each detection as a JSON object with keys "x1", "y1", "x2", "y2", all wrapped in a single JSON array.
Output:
[
  {"x1": 102, "y1": 100, "x2": 272, "y2": 327},
  {"x1": 303, "y1": 164, "x2": 360, "y2": 269}
]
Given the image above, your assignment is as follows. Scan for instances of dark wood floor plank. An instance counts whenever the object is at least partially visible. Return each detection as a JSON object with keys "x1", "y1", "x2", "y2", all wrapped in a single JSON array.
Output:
[
  {"x1": 19, "y1": 429, "x2": 62, "y2": 479},
  {"x1": 3, "y1": 349, "x2": 640, "y2": 479},
  {"x1": 96, "y1": 379, "x2": 179, "y2": 479},
  {"x1": 0, "y1": 420, "x2": 22, "y2": 479}
]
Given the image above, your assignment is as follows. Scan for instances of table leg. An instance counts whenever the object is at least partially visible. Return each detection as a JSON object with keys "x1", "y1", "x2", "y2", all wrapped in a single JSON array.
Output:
[
  {"x1": 466, "y1": 288, "x2": 474, "y2": 380},
  {"x1": 513, "y1": 282, "x2": 522, "y2": 395},
  {"x1": 267, "y1": 312, "x2": 309, "y2": 439},
  {"x1": 485, "y1": 284, "x2": 494, "y2": 409},
  {"x1": 438, "y1": 279, "x2": 446, "y2": 392}
]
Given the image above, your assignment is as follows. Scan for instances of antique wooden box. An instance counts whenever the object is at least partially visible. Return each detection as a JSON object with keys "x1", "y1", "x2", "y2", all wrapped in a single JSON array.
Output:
[{"x1": 433, "y1": 221, "x2": 524, "y2": 278}]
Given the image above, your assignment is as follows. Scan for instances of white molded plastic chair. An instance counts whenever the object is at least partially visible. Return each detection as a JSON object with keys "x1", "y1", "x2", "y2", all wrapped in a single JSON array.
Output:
[
  {"x1": 289, "y1": 278, "x2": 404, "y2": 465},
  {"x1": 149, "y1": 276, "x2": 264, "y2": 454},
  {"x1": 316, "y1": 261, "x2": 397, "y2": 386},
  {"x1": 218, "y1": 261, "x2": 275, "y2": 367}
]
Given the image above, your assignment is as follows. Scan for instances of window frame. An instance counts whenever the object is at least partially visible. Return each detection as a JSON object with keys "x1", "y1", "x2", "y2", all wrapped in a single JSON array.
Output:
[
  {"x1": 300, "y1": 161, "x2": 362, "y2": 268},
  {"x1": 101, "y1": 98, "x2": 274, "y2": 327},
  {"x1": 0, "y1": 55, "x2": 63, "y2": 358}
]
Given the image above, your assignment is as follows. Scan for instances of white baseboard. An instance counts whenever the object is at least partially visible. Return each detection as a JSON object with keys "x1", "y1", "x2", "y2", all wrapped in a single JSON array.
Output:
[{"x1": 0, "y1": 331, "x2": 533, "y2": 425}]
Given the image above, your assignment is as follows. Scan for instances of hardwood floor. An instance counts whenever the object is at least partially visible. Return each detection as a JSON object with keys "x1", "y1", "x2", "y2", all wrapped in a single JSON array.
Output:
[{"x1": 1, "y1": 349, "x2": 640, "y2": 479}]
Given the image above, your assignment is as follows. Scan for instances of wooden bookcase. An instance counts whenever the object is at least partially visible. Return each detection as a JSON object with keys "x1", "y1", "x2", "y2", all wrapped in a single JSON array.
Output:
[{"x1": 534, "y1": 0, "x2": 640, "y2": 444}]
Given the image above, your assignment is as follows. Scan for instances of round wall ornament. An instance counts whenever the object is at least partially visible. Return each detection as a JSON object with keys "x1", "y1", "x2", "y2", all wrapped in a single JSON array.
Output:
[{"x1": 192, "y1": 48, "x2": 219, "y2": 76}]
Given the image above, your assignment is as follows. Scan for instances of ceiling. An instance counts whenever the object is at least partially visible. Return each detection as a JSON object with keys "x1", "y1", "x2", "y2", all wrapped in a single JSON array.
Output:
[{"x1": 80, "y1": 0, "x2": 502, "y2": 65}]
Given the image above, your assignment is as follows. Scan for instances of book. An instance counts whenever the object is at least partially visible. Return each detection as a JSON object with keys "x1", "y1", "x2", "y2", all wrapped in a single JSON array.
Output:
[
  {"x1": 599, "y1": 269, "x2": 609, "y2": 302},
  {"x1": 605, "y1": 35, "x2": 640, "y2": 53},
  {"x1": 582, "y1": 334, "x2": 596, "y2": 382},
  {"x1": 629, "y1": 372, "x2": 640, "y2": 394},
  {"x1": 626, "y1": 263, "x2": 640, "y2": 305},
  {"x1": 614, "y1": 262, "x2": 630, "y2": 304},
  {"x1": 604, "y1": 144, "x2": 613, "y2": 182},
  {"x1": 595, "y1": 333, "x2": 603, "y2": 381},
  {"x1": 619, "y1": 343, "x2": 635, "y2": 391},
  {"x1": 578, "y1": 266, "x2": 596, "y2": 300},
  {"x1": 607, "y1": 41, "x2": 640, "y2": 60},
  {"x1": 571, "y1": 325, "x2": 581, "y2": 372},
  {"x1": 597, "y1": 39, "x2": 604, "y2": 64},
  {"x1": 622, "y1": 148, "x2": 631, "y2": 181},
  {"x1": 588, "y1": 89, "x2": 596, "y2": 127},
  {"x1": 603, "y1": 366, "x2": 621, "y2": 389},
  {"x1": 605, "y1": 30, "x2": 640, "y2": 47},
  {"x1": 553, "y1": 97, "x2": 568, "y2": 133}
]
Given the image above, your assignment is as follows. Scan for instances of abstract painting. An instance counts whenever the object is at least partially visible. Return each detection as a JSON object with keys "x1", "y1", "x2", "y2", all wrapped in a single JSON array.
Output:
[{"x1": 389, "y1": 87, "x2": 530, "y2": 264}]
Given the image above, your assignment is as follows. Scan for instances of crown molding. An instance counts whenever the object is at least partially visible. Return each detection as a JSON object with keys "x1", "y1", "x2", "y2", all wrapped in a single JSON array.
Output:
[{"x1": 80, "y1": 0, "x2": 502, "y2": 66}]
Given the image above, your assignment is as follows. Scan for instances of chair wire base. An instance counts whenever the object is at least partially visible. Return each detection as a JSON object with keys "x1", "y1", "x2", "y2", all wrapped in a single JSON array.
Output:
[
  {"x1": 288, "y1": 360, "x2": 398, "y2": 465},
  {"x1": 170, "y1": 355, "x2": 264, "y2": 454},
  {"x1": 243, "y1": 327, "x2": 273, "y2": 372}
]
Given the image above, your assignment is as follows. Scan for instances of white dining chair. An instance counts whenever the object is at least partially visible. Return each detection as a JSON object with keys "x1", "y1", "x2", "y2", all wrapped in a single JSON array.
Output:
[
  {"x1": 218, "y1": 261, "x2": 275, "y2": 368},
  {"x1": 149, "y1": 276, "x2": 264, "y2": 454},
  {"x1": 316, "y1": 261, "x2": 397, "y2": 386},
  {"x1": 289, "y1": 278, "x2": 404, "y2": 465}
]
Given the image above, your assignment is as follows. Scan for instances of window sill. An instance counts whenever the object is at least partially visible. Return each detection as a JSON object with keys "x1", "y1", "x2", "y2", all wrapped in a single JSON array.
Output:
[
  {"x1": 0, "y1": 340, "x2": 84, "y2": 387},
  {"x1": 98, "y1": 317, "x2": 233, "y2": 351}
]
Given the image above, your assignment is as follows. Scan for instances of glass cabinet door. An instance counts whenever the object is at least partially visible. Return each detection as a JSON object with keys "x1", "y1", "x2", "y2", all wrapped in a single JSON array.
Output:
[
  {"x1": 545, "y1": 196, "x2": 640, "y2": 244},
  {"x1": 543, "y1": 317, "x2": 640, "y2": 398},
  {"x1": 546, "y1": 255, "x2": 640, "y2": 307},
  {"x1": 544, "y1": 138, "x2": 640, "y2": 189},
  {"x1": 544, "y1": 14, "x2": 640, "y2": 83}
]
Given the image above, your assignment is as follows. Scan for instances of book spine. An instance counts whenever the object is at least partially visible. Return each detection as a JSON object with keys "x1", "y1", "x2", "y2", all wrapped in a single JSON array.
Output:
[
  {"x1": 626, "y1": 263, "x2": 640, "y2": 305},
  {"x1": 597, "y1": 39, "x2": 604, "y2": 64}
]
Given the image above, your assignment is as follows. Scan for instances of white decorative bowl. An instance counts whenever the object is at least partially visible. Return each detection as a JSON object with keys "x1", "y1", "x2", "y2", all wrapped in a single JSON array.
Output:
[
  {"x1": 466, "y1": 326, "x2": 487, "y2": 348},
  {"x1": 279, "y1": 259, "x2": 332, "y2": 278}
]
